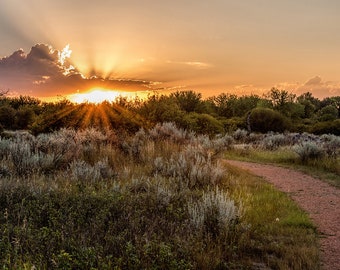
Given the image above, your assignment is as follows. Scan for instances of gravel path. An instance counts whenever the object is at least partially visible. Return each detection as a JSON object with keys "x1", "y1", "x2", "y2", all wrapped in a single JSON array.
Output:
[{"x1": 226, "y1": 160, "x2": 340, "y2": 270}]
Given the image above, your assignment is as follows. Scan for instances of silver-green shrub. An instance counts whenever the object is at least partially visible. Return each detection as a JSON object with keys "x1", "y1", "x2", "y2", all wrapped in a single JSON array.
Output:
[
  {"x1": 69, "y1": 159, "x2": 115, "y2": 183},
  {"x1": 293, "y1": 142, "x2": 324, "y2": 162},
  {"x1": 149, "y1": 122, "x2": 191, "y2": 143},
  {"x1": 232, "y1": 129, "x2": 248, "y2": 142},
  {"x1": 153, "y1": 145, "x2": 225, "y2": 189},
  {"x1": 260, "y1": 134, "x2": 287, "y2": 150},
  {"x1": 320, "y1": 134, "x2": 340, "y2": 158},
  {"x1": 188, "y1": 187, "x2": 238, "y2": 237}
]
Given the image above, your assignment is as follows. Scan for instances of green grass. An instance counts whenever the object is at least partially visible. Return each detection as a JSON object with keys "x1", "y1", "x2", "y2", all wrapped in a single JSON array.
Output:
[
  {"x1": 224, "y1": 164, "x2": 320, "y2": 269},
  {"x1": 225, "y1": 147, "x2": 340, "y2": 187}
]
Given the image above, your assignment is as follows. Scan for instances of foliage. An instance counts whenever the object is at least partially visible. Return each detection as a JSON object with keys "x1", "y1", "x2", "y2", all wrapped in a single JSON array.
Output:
[
  {"x1": 293, "y1": 142, "x2": 324, "y2": 163},
  {"x1": 310, "y1": 119, "x2": 340, "y2": 135},
  {"x1": 0, "y1": 90, "x2": 339, "y2": 135},
  {"x1": 188, "y1": 187, "x2": 238, "y2": 238},
  {"x1": 0, "y1": 127, "x2": 320, "y2": 269},
  {"x1": 170, "y1": 90, "x2": 204, "y2": 113},
  {"x1": 182, "y1": 112, "x2": 224, "y2": 135},
  {"x1": 225, "y1": 131, "x2": 340, "y2": 186},
  {"x1": 260, "y1": 133, "x2": 288, "y2": 150},
  {"x1": 249, "y1": 108, "x2": 290, "y2": 133},
  {"x1": 318, "y1": 105, "x2": 338, "y2": 121},
  {"x1": 0, "y1": 105, "x2": 16, "y2": 129},
  {"x1": 266, "y1": 88, "x2": 296, "y2": 114}
]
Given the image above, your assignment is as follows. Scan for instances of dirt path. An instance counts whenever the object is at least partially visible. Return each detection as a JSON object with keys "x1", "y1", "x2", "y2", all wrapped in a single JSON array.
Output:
[{"x1": 226, "y1": 160, "x2": 340, "y2": 270}]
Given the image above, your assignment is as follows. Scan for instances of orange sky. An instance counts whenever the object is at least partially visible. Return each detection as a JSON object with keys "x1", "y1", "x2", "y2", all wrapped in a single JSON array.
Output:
[{"x1": 1, "y1": 0, "x2": 340, "y2": 101}]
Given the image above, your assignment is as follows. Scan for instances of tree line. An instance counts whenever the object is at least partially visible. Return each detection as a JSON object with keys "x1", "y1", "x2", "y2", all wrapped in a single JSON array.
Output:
[{"x1": 0, "y1": 88, "x2": 339, "y2": 135}]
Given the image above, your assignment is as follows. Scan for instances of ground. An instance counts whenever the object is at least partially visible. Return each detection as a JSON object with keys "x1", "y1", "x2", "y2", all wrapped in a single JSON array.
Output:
[{"x1": 227, "y1": 160, "x2": 340, "y2": 270}]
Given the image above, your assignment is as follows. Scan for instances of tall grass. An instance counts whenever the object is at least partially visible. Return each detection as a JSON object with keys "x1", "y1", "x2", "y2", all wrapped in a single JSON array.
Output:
[{"x1": 0, "y1": 124, "x2": 320, "y2": 269}]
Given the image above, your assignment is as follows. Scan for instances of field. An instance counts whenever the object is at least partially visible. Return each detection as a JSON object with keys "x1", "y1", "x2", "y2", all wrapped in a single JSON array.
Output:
[{"x1": 0, "y1": 124, "x2": 332, "y2": 269}]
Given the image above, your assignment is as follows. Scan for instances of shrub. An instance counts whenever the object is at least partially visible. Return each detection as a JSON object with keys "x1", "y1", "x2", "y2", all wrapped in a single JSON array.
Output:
[
  {"x1": 182, "y1": 113, "x2": 224, "y2": 135},
  {"x1": 233, "y1": 129, "x2": 248, "y2": 142},
  {"x1": 321, "y1": 134, "x2": 340, "y2": 158},
  {"x1": 188, "y1": 187, "x2": 239, "y2": 238},
  {"x1": 310, "y1": 120, "x2": 340, "y2": 136},
  {"x1": 149, "y1": 122, "x2": 189, "y2": 143},
  {"x1": 249, "y1": 108, "x2": 290, "y2": 133},
  {"x1": 260, "y1": 134, "x2": 287, "y2": 150},
  {"x1": 153, "y1": 145, "x2": 226, "y2": 189},
  {"x1": 293, "y1": 142, "x2": 324, "y2": 162},
  {"x1": 69, "y1": 159, "x2": 115, "y2": 183}
]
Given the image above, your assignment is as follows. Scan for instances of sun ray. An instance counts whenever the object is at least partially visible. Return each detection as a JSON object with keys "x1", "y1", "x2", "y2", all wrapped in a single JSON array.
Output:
[
  {"x1": 97, "y1": 102, "x2": 113, "y2": 129},
  {"x1": 79, "y1": 104, "x2": 96, "y2": 129}
]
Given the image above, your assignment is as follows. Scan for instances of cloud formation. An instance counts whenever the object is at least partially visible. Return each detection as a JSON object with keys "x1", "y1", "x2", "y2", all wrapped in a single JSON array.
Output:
[
  {"x1": 0, "y1": 44, "x2": 157, "y2": 98},
  {"x1": 295, "y1": 77, "x2": 340, "y2": 98}
]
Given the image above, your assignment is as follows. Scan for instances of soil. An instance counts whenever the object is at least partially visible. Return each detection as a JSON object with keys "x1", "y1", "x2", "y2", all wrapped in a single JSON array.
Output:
[{"x1": 226, "y1": 160, "x2": 340, "y2": 270}]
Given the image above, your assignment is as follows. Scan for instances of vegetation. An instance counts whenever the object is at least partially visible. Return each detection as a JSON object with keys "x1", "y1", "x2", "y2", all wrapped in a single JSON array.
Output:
[
  {"x1": 226, "y1": 131, "x2": 340, "y2": 187},
  {"x1": 1, "y1": 88, "x2": 337, "y2": 268},
  {"x1": 0, "y1": 125, "x2": 321, "y2": 269},
  {"x1": 0, "y1": 88, "x2": 339, "y2": 135}
]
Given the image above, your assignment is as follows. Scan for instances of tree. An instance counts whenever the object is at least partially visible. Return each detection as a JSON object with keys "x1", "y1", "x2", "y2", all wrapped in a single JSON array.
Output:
[
  {"x1": 266, "y1": 88, "x2": 296, "y2": 115},
  {"x1": 0, "y1": 105, "x2": 16, "y2": 129},
  {"x1": 15, "y1": 106, "x2": 36, "y2": 129},
  {"x1": 9, "y1": 95, "x2": 41, "y2": 109},
  {"x1": 170, "y1": 91, "x2": 203, "y2": 113},
  {"x1": 212, "y1": 93, "x2": 238, "y2": 118},
  {"x1": 320, "y1": 96, "x2": 340, "y2": 118},
  {"x1": 140, "y1": 94, "x2": 185, "y2": 124},
  {"x1": 297, "y1": 92, "x2": 320, "y2": 118},
  {"x1": 318, "y1": 105, "x2": 338, "y2": 121},
  {"x1": 233, "y1": 95, "x2": 261, "y2": 117}
]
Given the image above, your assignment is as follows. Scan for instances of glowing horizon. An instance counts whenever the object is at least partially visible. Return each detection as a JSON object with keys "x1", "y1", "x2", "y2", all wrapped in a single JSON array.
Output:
[{"x1": 68, "y1": 88, "x2": 147, "y2": 104}]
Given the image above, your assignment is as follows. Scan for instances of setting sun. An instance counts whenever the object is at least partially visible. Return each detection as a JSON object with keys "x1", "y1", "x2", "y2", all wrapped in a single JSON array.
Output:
[{"x1": 69, "y1": 88, "x2": 121, "y2": 104}]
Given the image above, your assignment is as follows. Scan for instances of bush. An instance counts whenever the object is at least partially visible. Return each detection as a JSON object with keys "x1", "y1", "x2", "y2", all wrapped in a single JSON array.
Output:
[
  {"x1": 310, "y1": 120, "x2": 340, "y2": 135},
  {"x1": 260, "y1": 134, "x2": 287, "y2": 150},
  {"x1": 293, "y1": 142, "x2": 324, "y2": 162},
  {"x1": 233, "y1": 129, "x2": 248, "y2": 142},
  {"x1": 182, "y1": 113, "x2": 224, "y2": 135},
  {"x1": 188, "y1": 187, "x2": 239, "y2": 238},
  {"x1": 321, "y1": 134, "x2": 340, "y2": 158},
  {"x1": 153, "y1": 145, "x2": 226, "y2": 189},
  {"x1": 249, "y1": 108, "x2": 290, "y2": 133}
]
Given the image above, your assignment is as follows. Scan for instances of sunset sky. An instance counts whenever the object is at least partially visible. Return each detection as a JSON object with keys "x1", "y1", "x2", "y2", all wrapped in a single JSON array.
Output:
[{"x1": 1, "y1": 0, "x2": 340, "y2": 102}]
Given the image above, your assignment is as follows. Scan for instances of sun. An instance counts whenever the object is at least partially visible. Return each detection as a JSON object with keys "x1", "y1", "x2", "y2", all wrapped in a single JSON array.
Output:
[{"x1": 69, "y1": 88, "x2": 121, "y2": 104}]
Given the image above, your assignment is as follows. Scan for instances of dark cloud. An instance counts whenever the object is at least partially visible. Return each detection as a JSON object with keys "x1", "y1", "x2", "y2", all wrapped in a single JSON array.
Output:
[{"x1": 0, "y1": 44, "x2": 158, "y2": 98}]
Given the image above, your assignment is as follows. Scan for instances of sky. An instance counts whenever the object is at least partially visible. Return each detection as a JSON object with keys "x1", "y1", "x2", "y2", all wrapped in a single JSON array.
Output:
[{"x1": 0, "y1": 0, "x2": 340, "y2": 102}]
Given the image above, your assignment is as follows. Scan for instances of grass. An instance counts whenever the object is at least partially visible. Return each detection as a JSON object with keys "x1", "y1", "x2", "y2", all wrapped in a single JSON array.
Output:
[
  {"x1": 0, "y1": 126, "x2": 320, "y2": 269},
  {"x1": 225, "y1": 146, "x2": 340, "y2": 187},
  {"x1": 223, "y1": 164, "x2": 319, "y2": 269}
]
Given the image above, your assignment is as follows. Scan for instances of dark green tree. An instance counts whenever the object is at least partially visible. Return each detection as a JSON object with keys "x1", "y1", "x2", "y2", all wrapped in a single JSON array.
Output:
[
  {"x1": 249, "y1": 107, "x2": 290, "y2": 133},
  {"x1": 170, "y1": 90, "x2": 203, "y2": 113},
  {"x1": 297, "y1": 92, "x2": 320, "y2": 118},
  {"x1": 15, "y1": 106, "x2": 36, "y2": 129},
  {"x1": 318, "y1": 105, "x2": 338, "y2": 121},
  {"x1": 266, "y1": 88, "x2": 296, "y2": 116},
  {"x1": 212, "y1": 93, "x2": 238, "y2": 118},
  {"x1": 138, "y1": 94, "x2": 185, "y2": 124},
  {"x1": 0, "y1": 105, "x2": 16, "y2": 129}
]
